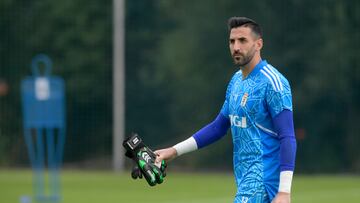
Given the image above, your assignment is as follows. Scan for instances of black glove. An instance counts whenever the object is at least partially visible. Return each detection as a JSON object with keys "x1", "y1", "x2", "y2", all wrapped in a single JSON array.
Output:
[
  {"x1": 131, "y1": 165, "x2": 142, "y2": 179},
  {"x1": 123, "y1": 133, "x2": 166, "y2": 186},
  {"x1": 131, "y1": 159, "x2": 167, "y2": 180}
]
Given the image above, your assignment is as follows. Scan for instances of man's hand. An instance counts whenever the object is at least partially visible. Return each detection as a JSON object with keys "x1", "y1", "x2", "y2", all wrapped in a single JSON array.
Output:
[
  {"x1": 128, "y1": 151, "x2": 167, "y2": 184},
  {"x1": 123, "y1": 134, "x2": 167, "y2": 186},
  {"x1": 154, "y1": 147, "x2": 177, "y2": 164},
  {"x1": 136, "y1": 147, "x2": 166, "y2": 186},
  {"x1": 271, "y1": 192, "x2": 290, "y2": 203}
]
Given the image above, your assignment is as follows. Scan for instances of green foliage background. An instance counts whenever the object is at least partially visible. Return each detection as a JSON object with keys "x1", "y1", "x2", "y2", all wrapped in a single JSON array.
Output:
[{"x1": 0, "y1": 0, "x2": 359, "y2": 173}]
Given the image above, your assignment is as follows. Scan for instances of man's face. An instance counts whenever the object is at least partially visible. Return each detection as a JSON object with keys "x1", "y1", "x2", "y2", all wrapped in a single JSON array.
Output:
[{"x1": 229, "y1": 26, "x2": 262, "y2": 66}]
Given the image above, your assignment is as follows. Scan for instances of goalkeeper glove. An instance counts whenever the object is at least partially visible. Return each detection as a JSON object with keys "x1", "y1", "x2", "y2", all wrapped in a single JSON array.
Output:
[
  {"x1": 131, "y1": 160, "x2": 167, "y2": 180},
  {"x1": 123, "y1": 133, "x2": 166, "y2": 186}
]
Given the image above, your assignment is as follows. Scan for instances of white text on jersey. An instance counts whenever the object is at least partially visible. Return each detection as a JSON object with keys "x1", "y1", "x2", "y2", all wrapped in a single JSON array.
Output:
[{"x1": 229, "y1": 115, "x2": 247, "y2": 128}]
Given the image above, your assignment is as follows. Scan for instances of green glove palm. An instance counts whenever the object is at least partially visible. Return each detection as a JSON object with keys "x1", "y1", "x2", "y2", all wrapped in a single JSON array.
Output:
[
  {"x1": 123, "y1": 134, "x2": 167, "y2": 186},
  {"x1": 136, "y1": 147, "x2": 166, "y2": 186}
]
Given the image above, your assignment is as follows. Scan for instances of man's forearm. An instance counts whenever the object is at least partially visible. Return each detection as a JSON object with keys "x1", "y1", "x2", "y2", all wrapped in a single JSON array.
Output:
[
  {"x1": 172, "y1": 113, "x2": 230, "y2": 156},
  {"x1": 273, "y1": 110, "x2": 297, "y2": 193}
]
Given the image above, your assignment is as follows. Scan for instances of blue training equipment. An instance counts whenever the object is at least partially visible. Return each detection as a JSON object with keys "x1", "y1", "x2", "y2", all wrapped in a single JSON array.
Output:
[{"x1": 21, "y1": 54, "x2": 66, "y2": 203}]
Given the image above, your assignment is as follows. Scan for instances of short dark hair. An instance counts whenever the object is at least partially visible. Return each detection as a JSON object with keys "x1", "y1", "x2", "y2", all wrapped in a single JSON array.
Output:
[{"x1": 227, "y1": 17, "x2": 262, "y2": 38}]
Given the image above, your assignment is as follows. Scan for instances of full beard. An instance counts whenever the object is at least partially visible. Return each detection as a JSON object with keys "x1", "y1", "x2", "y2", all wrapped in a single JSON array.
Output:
[{"x1": 233, "y1": 48, "x2": 256, "y2": 66}]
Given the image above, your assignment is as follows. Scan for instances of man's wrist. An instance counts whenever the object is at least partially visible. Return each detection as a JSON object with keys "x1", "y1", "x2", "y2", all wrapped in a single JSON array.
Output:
[
  {"x1": 172, "y1": 137, "x2": 198, "y2": 156},
  {"x1": 170, "y1": 147, "x2": 178, "y2": 157},
  {"x1": 278, "y1": 171, "x2": 293, "y2": 193}
]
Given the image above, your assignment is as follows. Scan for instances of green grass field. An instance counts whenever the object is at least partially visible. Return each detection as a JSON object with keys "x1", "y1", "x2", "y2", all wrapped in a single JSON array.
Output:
[{"x1": 1, "y1": 170, "x2": 359, "y2": 203}]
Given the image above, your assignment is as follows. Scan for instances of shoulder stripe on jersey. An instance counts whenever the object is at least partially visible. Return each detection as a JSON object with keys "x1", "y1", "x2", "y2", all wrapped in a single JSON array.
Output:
[
  {"x1": 266, "y1": 64, "x2": 283, "y2": 91},
  {"x1": 260, "y1": 69, "x2": 279, "y2": 91},
  {"x1": 263, "y1": 66, "x2": 281, "y2": 91},
  {"x1": 262, "y1": 66, "x2": 283, "y2": 91}
]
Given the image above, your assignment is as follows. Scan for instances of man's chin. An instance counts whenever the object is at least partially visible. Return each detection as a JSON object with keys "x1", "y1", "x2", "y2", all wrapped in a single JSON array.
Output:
[
  {"x1": 234, "y1": 60, "x2": 246, "y2": 66},
  {"x1": 233, "y1": 58, "x2": 241, "y2": 64}
]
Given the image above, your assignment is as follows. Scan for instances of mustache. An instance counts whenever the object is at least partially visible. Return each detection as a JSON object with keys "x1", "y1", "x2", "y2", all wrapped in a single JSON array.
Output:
[{"x1": 232, "y1": 51, "x2": 243, "y2": 57}]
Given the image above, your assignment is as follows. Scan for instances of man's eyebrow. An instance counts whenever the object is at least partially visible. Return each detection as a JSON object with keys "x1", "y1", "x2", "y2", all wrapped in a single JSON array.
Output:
[
  {"x1": 229, "y1": 36, "x2": 247, "y2": 39},
  {"x1": 232, "y1": 37, "x2": 247, "y2": 41}
]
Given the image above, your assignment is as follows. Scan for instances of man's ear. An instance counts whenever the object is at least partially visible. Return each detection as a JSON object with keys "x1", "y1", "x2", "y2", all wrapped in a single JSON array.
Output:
[{"x1": 256, "y1": 38, "x2": 263, "y2": 51}]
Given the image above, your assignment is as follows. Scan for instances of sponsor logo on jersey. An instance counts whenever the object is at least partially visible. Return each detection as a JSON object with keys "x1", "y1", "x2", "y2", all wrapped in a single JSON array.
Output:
[{"x1": 229, "y1": 115, "x2": 247, "y2": 128}]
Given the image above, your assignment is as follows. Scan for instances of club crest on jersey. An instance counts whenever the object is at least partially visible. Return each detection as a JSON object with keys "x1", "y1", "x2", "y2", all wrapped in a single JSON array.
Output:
[{"x1": 240, "y1": 93, "x2": 249, "y2": 107}]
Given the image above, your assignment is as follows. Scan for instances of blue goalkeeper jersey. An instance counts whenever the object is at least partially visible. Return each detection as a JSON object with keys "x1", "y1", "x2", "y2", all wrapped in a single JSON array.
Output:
[{"x1": 220, "y1": 60, "x2": 292, "y2": 201}]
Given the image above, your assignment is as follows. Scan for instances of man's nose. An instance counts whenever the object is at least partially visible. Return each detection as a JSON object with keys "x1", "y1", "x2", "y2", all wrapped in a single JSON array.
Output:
[{"x1": 233, "y1": 41, "x2": 241, "y2": 52}]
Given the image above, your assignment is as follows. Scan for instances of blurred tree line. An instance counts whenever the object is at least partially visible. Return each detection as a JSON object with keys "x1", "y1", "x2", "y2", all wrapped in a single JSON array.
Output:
[{"x1": 0, "y1": 0, "x2": 359, "y2": 173}]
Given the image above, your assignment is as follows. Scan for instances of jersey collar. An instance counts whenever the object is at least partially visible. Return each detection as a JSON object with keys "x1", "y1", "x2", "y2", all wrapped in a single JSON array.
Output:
[{"x1": 245, "y1": 59, "x2": 268, "y2": 79}]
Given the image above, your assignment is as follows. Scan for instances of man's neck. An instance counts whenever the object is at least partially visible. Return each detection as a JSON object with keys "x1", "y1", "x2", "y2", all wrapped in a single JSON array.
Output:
[{"x1": 240, "y1": 56, "x2": 261, "y2": 79}]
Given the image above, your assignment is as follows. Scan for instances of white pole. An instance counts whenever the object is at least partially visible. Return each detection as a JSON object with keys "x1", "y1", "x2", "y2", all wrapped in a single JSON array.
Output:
[{"x1": 113, "y1": 0, "x2": 125, "y2": 171}]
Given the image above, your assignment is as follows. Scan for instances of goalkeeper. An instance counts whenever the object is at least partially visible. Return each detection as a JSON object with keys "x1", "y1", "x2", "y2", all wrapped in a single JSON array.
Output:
[{"x1": 155, "y1": 17, "x2": 297, "y2": 203}]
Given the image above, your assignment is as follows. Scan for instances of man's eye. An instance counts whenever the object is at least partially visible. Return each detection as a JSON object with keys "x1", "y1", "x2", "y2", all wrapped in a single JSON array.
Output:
[{"x1": 240, "y1": 39, "x2": 247, "y2": 43}]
